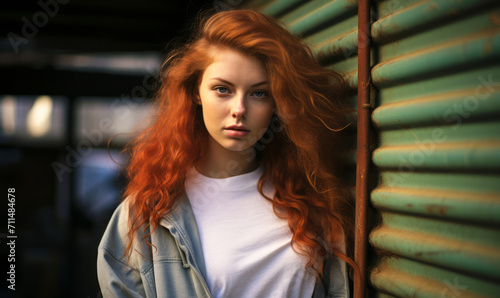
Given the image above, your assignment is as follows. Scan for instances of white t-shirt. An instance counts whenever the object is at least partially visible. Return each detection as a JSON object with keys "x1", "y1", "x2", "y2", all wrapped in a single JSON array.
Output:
[{"x1": 185, "y1": 165, "x2": 316, "y2": 298}]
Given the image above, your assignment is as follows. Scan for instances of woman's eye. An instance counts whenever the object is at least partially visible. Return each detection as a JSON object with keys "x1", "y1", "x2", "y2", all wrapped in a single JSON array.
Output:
[
  {"x1": 252, "y1": 90, "x2": 268, "y2": 98},
  {"x1": 214, "y1": 87, "x2": 230, "y2": 94}
]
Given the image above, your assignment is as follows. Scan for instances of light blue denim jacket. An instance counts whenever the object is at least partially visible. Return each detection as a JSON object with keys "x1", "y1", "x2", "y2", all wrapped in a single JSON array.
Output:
[{"x1": 97, "y1": 194, "x2": 350, "y2": 298}]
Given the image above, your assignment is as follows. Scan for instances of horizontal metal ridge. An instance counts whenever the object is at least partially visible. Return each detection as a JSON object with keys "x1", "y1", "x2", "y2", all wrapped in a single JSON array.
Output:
[
  {"x1": 371, "y1": 186, "x2": 500, "y2": 222},
  {"x1": 281, "y1": 0, "x2": 358, "y2": 35},
  {"x1": 370, "y1": 224, "x2": 500, "y2": 279},
  {"x1": 373, "y1": 140, "x2": 500, "y2": 169},
  {"x1": 372, "y1": 88, "x2": 500, "y2": 128},
  {"x1": 372, "y1": 29, "x2": 500, "y2": 87},
  {"x1": 261, "y1": 0, "x2": 305, "y2": 17},
  {"x1": 370, "y1": 257, "x2": 495, "y2": 297},
  {"x1": 372, "y1": 0, "x2": 495, "y2": 44}
]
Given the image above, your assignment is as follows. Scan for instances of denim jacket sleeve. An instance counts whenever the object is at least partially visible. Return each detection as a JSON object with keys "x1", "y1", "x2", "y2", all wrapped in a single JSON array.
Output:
[
  {"x1": 98, "y1": 247, "x2": 147, "y2": 297},
  {"x1": 97, "y1": 202, "x2": 155, "y2": 298},
  {"x1": 312, "y1": 254, "x2": 350, "y2": 298}
]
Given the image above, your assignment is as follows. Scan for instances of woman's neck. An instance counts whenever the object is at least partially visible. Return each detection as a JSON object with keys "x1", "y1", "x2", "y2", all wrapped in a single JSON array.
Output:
[{"x1": 196, "y1": 139, "x2": 258, "y2": 178}]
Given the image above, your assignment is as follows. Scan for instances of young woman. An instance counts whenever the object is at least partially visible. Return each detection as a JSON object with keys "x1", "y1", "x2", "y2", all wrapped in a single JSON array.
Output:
[{"x1": 98, "y1": 9, "x2": 356, "y2": 298}]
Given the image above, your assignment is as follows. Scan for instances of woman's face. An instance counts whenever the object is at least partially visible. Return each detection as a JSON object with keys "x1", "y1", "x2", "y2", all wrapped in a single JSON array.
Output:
[{"x1": 197, "y1": 47, "x2": 275, "y2": 154}]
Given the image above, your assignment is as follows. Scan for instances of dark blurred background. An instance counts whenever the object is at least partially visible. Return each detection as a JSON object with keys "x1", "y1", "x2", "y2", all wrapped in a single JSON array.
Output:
[{"x1": 0, "y1": 1, "x2": 238, "y2": 297}]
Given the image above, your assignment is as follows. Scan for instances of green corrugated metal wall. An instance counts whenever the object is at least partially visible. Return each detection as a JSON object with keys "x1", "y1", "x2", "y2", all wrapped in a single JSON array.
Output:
[
  {"x1": 244, "y1": 0, "x2": 500, "y2": 297},
  {"x1": 369, "y1": 0, "x2": 500, "y2": 297}
]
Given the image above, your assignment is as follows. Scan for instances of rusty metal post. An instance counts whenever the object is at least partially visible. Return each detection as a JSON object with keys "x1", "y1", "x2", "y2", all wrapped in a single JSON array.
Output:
[{"x1": 354, "y1": 0, "x2": 371, "y2": 297}]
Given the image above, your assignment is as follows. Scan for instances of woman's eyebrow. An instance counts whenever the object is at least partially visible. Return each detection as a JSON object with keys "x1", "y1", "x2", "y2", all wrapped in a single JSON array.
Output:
[
  {"x1": 210, "y1": 77, "x2": 268, "y2": 87},
  {"x1": 251, "y1": 81, "x2": 268, "y2": 87}
]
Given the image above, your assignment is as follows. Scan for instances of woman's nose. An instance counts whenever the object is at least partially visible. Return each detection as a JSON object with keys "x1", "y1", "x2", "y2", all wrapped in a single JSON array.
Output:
[{"x1": 231, "y1": 95, "x2": 246, "y2": 120}]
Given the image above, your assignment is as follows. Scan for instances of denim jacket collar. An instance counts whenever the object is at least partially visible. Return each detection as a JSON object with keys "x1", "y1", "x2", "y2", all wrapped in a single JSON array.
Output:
[{"x1": 160, "y1": 193, "x2": 210, "y2": 291}]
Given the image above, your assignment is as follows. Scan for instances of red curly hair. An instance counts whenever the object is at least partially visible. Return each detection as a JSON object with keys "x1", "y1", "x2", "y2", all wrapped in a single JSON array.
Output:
[{"x1": 124, "y1": 9, "x2": 357, "y2": 277}]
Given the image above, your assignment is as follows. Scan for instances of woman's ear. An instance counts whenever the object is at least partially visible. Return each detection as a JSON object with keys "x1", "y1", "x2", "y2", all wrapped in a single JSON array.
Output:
[{"x1": 194, "y1": 94, "x2": 202, "y2": 105}]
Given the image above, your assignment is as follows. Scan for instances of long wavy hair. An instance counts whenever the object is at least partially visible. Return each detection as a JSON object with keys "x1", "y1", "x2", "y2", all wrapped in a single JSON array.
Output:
[{"x1": 124, "y1": 9, "x2": 357, "y2": 277}]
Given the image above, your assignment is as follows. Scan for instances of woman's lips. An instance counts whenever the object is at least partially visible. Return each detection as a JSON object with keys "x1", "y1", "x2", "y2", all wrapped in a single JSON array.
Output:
[
  {"x1": 224, "y1": 125, "x2": 250, "y2": 138},
  {"x1": 225, "y1": 129, "x2": 250, "y2": 138}
]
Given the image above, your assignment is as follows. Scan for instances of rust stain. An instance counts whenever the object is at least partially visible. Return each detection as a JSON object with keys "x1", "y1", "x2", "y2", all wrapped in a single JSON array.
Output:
[
  {"x1": 425, "y1": 3, "x2": 438, "y2": 12},
  {"x1": 426, "y1": 204, "x2": 449, "y2": 215},
  {"x1": 485, "y1": 40, "x2": 492, "y2": 53},
  {"x1": 371, "y1": 0, "x2": 428, "y2": 42},
  {"x1": 406, "y1": 203, "x2": 413, "y2": 208},
  {"x1": 491, "y1": 12, "x2": 500, "y2": 26}
]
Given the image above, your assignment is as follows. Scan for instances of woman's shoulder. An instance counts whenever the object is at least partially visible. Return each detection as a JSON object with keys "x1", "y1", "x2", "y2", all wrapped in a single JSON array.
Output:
[
  {"x1": 98, "y1": 198, "x2": 152, "y2": 269},
  {"x1": 100, "y1": 200, "x2": 133, "y2": 243}
]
